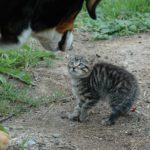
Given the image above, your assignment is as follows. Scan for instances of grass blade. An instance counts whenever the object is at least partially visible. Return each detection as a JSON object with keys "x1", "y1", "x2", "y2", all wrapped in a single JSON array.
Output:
[
  {"x1": 0, "y1": 67, "x2": 32, "y2": 85},
  {"x1": 0, "y1": 75, "x2": 7, "y2": 85}
]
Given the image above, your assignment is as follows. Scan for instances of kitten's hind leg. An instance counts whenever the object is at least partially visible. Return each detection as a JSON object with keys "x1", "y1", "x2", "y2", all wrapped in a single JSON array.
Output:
[
  {"x1": 101, "y1": 110, "x2": 121, "y2": 126},
  {"x1": 102, "y1": 96, "x2": 134, "y2": 125}
]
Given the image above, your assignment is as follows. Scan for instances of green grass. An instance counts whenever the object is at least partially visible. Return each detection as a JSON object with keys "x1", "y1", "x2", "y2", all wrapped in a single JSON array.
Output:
[
  {"x1": 75, "y1": 0, "x2": 150, "y2": 39},
  {"x1": 0, "y1": 124, "x2": 9, "y2": 133},
  {"x1": 0, "y1": 44, "x2": 56, "y2": 84},
  {"x1": 0, "y1": 77, "x2": 65, "y2": 116},
  {"x1": 0, "y1": 45, "x2": 57, "y2": 116},
  {"x1": 0, "y1": 78, "x2": 39, "y2": 115},
  {"x1": 19, "y1": 138, "x2": 29, "y2": 150}
]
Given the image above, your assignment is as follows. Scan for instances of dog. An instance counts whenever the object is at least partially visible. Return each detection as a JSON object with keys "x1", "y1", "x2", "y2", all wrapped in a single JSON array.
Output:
[{"x1": 0, "y1": 0, "x2": 101, "y2": 51}]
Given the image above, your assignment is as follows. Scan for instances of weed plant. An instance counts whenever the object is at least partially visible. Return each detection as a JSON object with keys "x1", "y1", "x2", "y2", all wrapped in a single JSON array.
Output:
[{"x1": 75, "y1": 0, "x2": 150, "y2": 39}]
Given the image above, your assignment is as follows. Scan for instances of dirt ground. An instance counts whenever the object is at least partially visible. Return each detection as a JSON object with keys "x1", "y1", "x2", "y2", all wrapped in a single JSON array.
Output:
[{"x1": 4, "y1": 31, "x2": 150, "y2": 150}]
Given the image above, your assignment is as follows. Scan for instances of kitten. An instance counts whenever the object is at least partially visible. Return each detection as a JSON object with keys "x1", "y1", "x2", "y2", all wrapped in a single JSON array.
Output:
[{"x1": 66, "y1": 55, "x2": 139, "y2": 125}]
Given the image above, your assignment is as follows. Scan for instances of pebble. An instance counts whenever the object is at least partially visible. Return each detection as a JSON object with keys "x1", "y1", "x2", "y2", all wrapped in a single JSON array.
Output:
[
  {"x1": 54, "y1": 139, "x2": 60, "y2": 145},
  {"x1": 130, "y1": 52, "x2": 133, "y2": 55},
  {"x1": 24, "y1": 139, "x2": 36, "y2": 147},
  {"x1": 52, "y1": 133, "x2": 61, "y2": 138},
  {"x1": 125, "y1": 131, "x2": 133, "y2": 136},
  {"x1": 145, "y1": 99, "x2": 150, "y2": 103},
  {"x1": 104, "y1": 56, "x2": 109, "y2": 59},
  {"x1": 147, "y1": 83, "x2": 150, "y2": 88}
]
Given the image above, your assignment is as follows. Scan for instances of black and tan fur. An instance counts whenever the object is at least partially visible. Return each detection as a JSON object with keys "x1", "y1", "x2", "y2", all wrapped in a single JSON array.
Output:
[{"x1": 0, "y1": 0, "x2": 101, "y2": 51}]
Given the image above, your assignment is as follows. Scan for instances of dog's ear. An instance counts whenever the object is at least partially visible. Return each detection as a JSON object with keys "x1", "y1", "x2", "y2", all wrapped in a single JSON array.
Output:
[{"x1": 86, "y1": 0, "x2": 101, "y2": 19}]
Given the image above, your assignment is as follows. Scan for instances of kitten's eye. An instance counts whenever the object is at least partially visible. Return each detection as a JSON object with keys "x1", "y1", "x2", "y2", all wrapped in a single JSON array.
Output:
[{"x1": 79, "y1": 63, "x2": 85, "y2": 68}]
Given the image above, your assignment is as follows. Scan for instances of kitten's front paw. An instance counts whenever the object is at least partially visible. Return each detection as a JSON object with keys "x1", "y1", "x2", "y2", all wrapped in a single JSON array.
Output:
[
  {"x1": 67, "y1": 112, "x2": 80, "y2": 121},
  {"x1": 101, "y1": 117, "x2": 115, "y2": 126}
]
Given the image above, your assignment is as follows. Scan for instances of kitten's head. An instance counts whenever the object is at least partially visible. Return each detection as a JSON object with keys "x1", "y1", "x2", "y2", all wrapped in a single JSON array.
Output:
[{"x1": 68, "y1": 55, "x2": 93, "y2": 78}]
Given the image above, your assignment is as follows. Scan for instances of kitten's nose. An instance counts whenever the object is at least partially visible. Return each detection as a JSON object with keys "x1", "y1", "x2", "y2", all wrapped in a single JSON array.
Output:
[{"x1": 72, "y1": 67, "x2": 75, "y2": 71}]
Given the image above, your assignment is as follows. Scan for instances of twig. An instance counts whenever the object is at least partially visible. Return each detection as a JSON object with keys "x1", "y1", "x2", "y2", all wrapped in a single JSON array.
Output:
[
  {"x1": 59, "y1": 95, "x2": 74, "y2": 102},
  {"x1": 0, "y1": 113, "x2": 15, "y2": 123},
  {"x1": 40, "y1": 95, "x2": 73, "y2": 119}
]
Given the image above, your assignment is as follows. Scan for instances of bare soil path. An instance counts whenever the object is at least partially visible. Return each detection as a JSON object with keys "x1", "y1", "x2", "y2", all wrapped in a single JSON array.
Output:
[{"x1": 5, "y1": 32, "x2": 150, "y2": 150}]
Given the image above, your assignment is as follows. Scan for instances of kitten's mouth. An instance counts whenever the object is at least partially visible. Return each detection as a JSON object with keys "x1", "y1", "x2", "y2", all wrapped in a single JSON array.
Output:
[
  {"x1": 71, "y1": 71, "x2": 77, "y2": 75},
  {"x1": 70, "y1": 69, "x2": 79, "y2": 76}
]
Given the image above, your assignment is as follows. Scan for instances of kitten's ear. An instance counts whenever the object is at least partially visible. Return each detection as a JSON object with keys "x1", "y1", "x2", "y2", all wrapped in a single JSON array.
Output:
[
  {"x1": 88, "y1": 56, "x2": 95, "y2": 66},
  {"x1": 86, "y1": 0, "x2": 101, "y2": 19},
  {"x1": 88, "y1": 55, "x2": 99, "y2": 66}
]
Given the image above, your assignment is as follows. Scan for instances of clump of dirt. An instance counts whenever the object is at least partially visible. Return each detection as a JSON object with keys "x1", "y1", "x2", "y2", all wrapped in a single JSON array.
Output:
[{"x1": 4, "y1": 32, "x2": 150, "y2": 150}]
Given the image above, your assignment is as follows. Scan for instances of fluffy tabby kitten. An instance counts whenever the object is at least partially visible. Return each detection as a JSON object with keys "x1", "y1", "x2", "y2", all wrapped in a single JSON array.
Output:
[{"x1": 66, "y1": 55, "x2": 139, "y2": 125}]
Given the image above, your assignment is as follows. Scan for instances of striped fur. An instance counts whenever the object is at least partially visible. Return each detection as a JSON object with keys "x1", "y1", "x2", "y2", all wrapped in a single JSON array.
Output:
[{"x1": 67, "y1": 55, "x2": 139, "y2": 125}]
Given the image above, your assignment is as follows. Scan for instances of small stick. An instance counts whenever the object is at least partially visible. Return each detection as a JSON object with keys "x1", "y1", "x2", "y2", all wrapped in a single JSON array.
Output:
[
  {"x1": 0, "y1": 113, "x2": 15, "y2": 123},
  {"x1": 59, "y1": 95, "x2": 74, "y2": 102}
]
